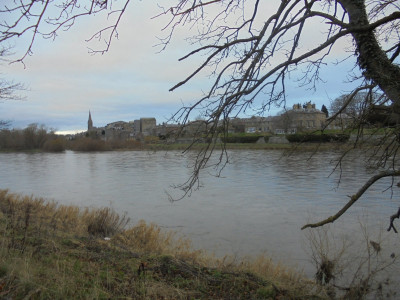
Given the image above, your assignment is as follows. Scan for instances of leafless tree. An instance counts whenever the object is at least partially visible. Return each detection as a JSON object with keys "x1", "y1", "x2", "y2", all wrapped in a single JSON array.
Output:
[
  {"x1": 1, "y1": 0, "x2": 400, "y2": 230},
  {"x1": 0, "y1": 46, "x2": 24, "y2": 128},
  {"x1": 330, "y1": 91, "x2": 382, "y2": 119},
  {"x1": 0, "y1": 46, "x2": 23, "y2": 101}
]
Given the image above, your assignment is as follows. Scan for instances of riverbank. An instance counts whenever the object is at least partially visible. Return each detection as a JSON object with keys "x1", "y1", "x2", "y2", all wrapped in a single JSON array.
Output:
[
  {"x1": 0, "y1": 189, "x2": 326, "y2": 299},
  {"x1": 0, "y1": 142, "x2": 351, "y2": 153}
]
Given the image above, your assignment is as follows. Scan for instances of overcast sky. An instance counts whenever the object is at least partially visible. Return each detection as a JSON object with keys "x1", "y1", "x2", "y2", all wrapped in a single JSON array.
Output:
[{"x1": 1, "y1": 1, "x2": 361, "y2": 134}]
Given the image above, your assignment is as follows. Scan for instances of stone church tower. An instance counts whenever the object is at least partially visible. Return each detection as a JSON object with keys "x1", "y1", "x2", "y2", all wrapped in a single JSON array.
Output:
[{"x1": 88, "y1": 110, "x2": 93, "y2": 131}]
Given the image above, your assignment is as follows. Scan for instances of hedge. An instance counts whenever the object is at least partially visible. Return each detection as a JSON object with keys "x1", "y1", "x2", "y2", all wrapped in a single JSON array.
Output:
[
  {"x1": 286, "y1": 133, "x2": 350, "y2": 143},
  {"x1": 221, "y1": 135, "x2": 267, "y2": 143}
]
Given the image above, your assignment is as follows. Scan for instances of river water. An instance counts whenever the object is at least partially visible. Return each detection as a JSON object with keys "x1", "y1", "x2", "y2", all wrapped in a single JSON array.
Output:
[{"x1": 1, "y1": 149, "x2": 399, "y2": 276}]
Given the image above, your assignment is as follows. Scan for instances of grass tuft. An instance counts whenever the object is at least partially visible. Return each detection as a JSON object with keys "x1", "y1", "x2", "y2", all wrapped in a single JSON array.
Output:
[{"x1": 83, "y1": 207, "x2": 130, "y2": 237}]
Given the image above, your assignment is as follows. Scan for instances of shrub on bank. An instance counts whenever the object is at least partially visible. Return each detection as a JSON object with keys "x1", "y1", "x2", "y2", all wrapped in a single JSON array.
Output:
[
  {"x1": 143, "y1": 135, "x2": 160, "y2": 144},
  {"x1": 330, "y1": 133, "x2": 351, "y2": 142},
  {"x1": 67, "y1": 137, "x2": 148, "y2": 151},
  {"x1": 42, "y1": 138, "x2": 66, "y2": 152},
  {"x1": 68, "y1": 137, "x2": 110, "y2": 151},
  {"x1": 108, "y1": 138, "x2": 143, "y2": 149},
  {"x1": 221, "y1": 135, "x2": 267, "y2": 143},
  {"x1": 286, "y1": 133, "x2": 350, "y2": 143}
]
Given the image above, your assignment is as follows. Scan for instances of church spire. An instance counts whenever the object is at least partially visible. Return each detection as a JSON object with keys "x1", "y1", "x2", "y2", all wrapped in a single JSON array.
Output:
[{"x1": 88, "y1": 110, "x2": 93, "y2": 131}]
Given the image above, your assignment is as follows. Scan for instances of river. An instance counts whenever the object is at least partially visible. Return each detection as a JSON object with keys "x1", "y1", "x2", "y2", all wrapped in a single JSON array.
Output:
[{"x1": 1, "y1": 149, "x2": 399, "y2": 277}]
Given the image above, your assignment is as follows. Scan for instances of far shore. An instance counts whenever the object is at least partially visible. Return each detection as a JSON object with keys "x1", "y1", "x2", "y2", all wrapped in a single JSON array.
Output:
[{"x1": 0, "y1": 141, "x2": 355, "y2": 153}]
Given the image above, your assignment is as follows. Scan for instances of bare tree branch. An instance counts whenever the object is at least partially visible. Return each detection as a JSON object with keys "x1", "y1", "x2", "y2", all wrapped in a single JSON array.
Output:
[
  {"x1": 0, "y1": 0, "x2": 131, "y2": 63},
  {"x1": 302, "y1": 170, "x2": 400, "y2": 230},
  {"x1": 0, "y1": 46, "x2": 25, "y2": 101},
  {"x1": 388, "y1": 207, "x2": 400, "y2": 233},
  {"x1": 157, "y1": 0, "x2": 400, "y2": 197}
]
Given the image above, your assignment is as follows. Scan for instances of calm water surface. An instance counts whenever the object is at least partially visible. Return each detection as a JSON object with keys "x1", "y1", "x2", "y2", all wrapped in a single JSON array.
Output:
[{"x1": 1, "y1": 149, "x2": 399, "y2": 275}]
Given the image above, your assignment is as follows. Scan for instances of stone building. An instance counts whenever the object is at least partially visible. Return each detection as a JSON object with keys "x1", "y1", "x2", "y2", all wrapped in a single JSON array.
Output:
[
  {"x1": 275, "y1": 102, "x2": 327, "y2": 133},
  {"x1": 155, "y1": 123, "x2": 181, "y2": 138},
  {"x1": 229, "y1": 116, "x2": 276, "y2": 133},
  {"x1": 181, "y1": 120, "x2": 209, "y2": 136},
  {"x1": 133, "y1": 120, "x2": 141, "y2": 135},
  {"x1": 140, "y1": 118, "x2": 157, "y2": 136}
]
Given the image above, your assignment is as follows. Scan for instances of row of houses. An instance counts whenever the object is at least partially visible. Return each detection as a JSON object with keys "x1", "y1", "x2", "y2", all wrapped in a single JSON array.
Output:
[
  {"x1": 86, "y1": 102, "x2": 353, "y2": 140},
  {"x1": 231, "y1": 102, "x2": 328, "y2": 135},
  {"x1": 187, "y1": 102, "x2": 351, "y2": 135}
]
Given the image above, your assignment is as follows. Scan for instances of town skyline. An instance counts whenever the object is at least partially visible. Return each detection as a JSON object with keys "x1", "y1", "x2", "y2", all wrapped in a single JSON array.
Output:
[
  {"x1": 82, "y1": 102, "x2": 338, "y2": 140},
  {"x1": 4, "y1": 98, "x2": 332, "y2": 136}
]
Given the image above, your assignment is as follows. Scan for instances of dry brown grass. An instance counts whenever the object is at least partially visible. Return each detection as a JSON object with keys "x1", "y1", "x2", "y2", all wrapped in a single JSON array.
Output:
[
  {"x1": 0, "y1": 190, "x2": 129, "y2": 242},
  {"x1": 0, "y1": 189, "x2": 326, "y2": 299},
  {"x1": 114, "y1": 220, "x2": 206, "y2": 264}
]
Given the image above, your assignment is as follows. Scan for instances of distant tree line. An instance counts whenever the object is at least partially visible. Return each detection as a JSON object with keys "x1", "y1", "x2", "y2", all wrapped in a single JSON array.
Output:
[
  {"x1": 0, "y1": 123, "x2": 150, "y2": 152},
  {"x1": 0, "y1": 124, "x2": 65, "y2": 152}
]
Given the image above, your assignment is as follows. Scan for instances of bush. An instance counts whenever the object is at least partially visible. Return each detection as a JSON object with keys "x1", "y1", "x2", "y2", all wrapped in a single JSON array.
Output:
[
  {"x1": 43, "y1": 138, "x2": 66, "y2": 152},
  {"x1": 221, "y1": 135, "x2": 266, "y2": 143},
  {"x1": 286, "y1": 133, "x2": 349, "y2": 143},
  {"x1": 68, "y1": 138, "x2": 110, "y2": 151},
  {"x1": 108, "y1": 139, "x2": 143, "y2": 149},
  {"x1": 286, "y1": 134, "x2": 329, "y2": 143},
  {"x1": 143, "y1": 136, "x2": 160, "y2": 144},
  {"x1": 329, "y1": 133, "x2": 350, "y2": 142}
]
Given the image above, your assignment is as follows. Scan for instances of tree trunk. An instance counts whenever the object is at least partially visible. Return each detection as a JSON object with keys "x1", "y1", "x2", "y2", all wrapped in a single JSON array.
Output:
[{"x1": 338, "y1": 0, "x2": 400, "y2": 111}]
